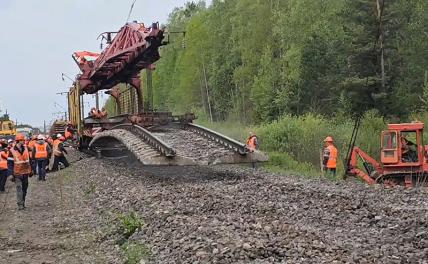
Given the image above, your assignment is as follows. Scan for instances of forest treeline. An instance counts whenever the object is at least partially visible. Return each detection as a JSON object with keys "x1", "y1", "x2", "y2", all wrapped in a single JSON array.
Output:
[{"x1": 149, "y1": 0, "x2": 427, "y2": 123}]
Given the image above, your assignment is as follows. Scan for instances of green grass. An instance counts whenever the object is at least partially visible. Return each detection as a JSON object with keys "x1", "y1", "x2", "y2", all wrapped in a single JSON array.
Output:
[
  {"x1": 118, "y1": 211, "x2": 144, "y2": 239},
  {"x1": 196, "y1": 111, "x2": 391, "y2": 180},
  {"x1": 121, "y1": 242, "x2": 151, "y2": 264},
  {"x1": 58, "y1": 170, "x2": 73, "y2": 184},
  {"x1": 83, "y1": 183, "x2": 96, "y2": 198},
  {"x1": 196, "y1": 119, "x2": 249, "y2": 142}
]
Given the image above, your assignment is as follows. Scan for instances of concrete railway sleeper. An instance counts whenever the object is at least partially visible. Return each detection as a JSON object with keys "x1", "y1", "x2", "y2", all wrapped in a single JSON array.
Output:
[
  {"x1": 111, "y1": 124, "x2": 176, "y2": 157},
  {"x1": 184, "y1": 123, "x2": 249, "y2": 155},
  {"x1": 88, "y1": 123, "x2": 268, "y2": 166}
]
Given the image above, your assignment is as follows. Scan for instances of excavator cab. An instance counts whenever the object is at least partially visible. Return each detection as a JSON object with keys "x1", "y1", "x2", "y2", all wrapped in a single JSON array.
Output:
[
  {"x1": 381, "y1": 130, "x2": 398, "y2": 164},
  {"x1": 381, "y1": 123, "x2": 424, "y2": 167}
]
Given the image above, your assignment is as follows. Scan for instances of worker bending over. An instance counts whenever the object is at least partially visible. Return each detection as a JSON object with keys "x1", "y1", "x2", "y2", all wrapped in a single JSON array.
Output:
[
  {"x1": 32, "y1": 135, "x2": 51, "y2": 181},
  {"x1": 323, "y1": 136, "x2": 338, "y2": 179},
  {"x1": 52, "y1": 134, "x2": 69, "y2": 171},
  {"x1": 8, "y1": 133, "x2": 33, "y2": 210}
]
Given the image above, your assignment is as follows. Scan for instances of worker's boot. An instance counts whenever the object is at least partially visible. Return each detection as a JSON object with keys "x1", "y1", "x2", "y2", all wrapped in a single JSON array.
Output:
[{"x1": 18, "y1": 204, "x2": 24, "y2": 210}]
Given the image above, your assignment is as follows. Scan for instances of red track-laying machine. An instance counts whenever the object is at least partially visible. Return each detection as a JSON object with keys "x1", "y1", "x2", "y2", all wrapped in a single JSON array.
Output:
[{"x1": 347, "y1": 122, "x2": 428, "y2": 187}]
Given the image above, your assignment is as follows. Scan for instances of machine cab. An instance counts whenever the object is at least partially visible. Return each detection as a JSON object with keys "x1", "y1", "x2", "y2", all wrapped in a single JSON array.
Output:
[{"x1": 381, "y1": 123, "x2": 424, "y2": 166}]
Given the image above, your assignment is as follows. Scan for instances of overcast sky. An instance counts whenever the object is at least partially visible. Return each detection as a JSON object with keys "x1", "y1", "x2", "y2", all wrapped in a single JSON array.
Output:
[{"x1": 0, "y1": 0, "x2": 209, "y2": 127}]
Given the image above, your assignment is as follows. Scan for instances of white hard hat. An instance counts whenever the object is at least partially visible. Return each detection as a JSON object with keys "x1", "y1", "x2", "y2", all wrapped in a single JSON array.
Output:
[
  {"x1": 37, "y1": 134, "x2": 44, "y2": 140},
  {"x1": 57, "y1": 133, "x2": 62, "y2": 138},
  {"x1": 7, "y1": 139, "x2": 13, "y2": 143}
]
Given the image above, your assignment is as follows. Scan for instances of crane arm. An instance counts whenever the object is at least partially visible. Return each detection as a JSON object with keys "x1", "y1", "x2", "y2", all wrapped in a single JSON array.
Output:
[{"x1": 348, "y1": 147, "x2": 382, "y2": 185}]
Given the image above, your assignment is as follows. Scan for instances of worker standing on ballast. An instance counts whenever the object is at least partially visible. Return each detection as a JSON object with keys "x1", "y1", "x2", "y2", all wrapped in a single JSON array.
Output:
[
  {"x1": 52, "y1": 134, "x2": 69, "y2": 171},
  {"x1": 32, "y1": 135, "x2": 51, "y2": 181},
  {"x1": 323, "y1": 136, "x2": 338, "y2": 179},
  {"x1": 9, "y1": 133, "x2": 33, "y2": 210},
  {"x1": 246, "y1": 132, "x2": 259, "y2": 170},
  {"x1": 28, "y1": 135, "x2": 37, "y2": 175}
]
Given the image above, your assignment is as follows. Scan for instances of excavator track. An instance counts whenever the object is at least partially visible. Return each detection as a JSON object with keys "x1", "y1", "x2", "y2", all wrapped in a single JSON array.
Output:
[{"x1": 89, "y1": 123, "x2": 268, "y2": 166}]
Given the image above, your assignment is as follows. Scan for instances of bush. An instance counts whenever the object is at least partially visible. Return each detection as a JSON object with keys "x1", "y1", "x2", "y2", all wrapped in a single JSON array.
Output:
[
  {"x1": 255, "y1": 111, "x2": 386, "y2": 176},
  {"x1": 196, "y1": 110, "x2": 390, "y2": 178},
  {"x1": 118, "y1": 211, "x2": 144, "y2": 239},
  {"x1": 265, "y1": 151, "x2": 319, "y2": 176}
]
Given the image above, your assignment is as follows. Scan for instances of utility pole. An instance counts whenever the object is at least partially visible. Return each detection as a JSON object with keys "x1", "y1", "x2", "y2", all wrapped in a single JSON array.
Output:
[
  {"x1": 43, "y1": 120, "x2": 46, "y2": 134},
  {"x1": 95, "y1": 92, "x2": 100, "y2": 109},
  {"x1": 146, "y1": 69, "x2": 153, "y2": 111}
]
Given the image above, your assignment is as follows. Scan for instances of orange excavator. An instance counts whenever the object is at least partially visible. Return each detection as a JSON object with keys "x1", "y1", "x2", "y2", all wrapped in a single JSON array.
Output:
[{"x1": 347, "y1": 121, "x2": 428, "y2": 187}]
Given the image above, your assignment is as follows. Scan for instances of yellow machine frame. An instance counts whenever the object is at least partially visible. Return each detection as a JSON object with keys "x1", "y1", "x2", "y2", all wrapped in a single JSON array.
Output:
[
  {"x1": 68, "y1": 83, "x2": 82, "y2": 135},
  {"x1": 0, "y1": 119, "x2": 17, "y2": 138}
]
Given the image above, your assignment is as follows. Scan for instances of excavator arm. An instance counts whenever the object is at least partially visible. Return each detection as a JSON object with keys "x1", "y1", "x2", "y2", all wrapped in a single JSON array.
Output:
[{"x1": 348, "y1": 147, "x2": 383, "y2": 185}]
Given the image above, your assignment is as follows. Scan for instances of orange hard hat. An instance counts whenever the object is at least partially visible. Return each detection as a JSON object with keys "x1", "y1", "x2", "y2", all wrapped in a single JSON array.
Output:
[
  {"x1": 15, "y1": 133, "x2": 25, "y2": 141},
  {"x1": 324, "y1": 136, "x2": 334, "y2": 142}
]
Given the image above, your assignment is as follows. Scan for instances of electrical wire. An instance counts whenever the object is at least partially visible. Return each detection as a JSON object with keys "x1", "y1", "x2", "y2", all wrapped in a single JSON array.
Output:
[{"x1": 126, "y1": 0, "x2": 137, "y2": 23}]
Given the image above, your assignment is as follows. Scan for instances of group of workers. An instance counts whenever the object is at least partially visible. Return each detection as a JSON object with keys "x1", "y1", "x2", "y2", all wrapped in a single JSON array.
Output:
[{"x1": 0, "y1": 133, "x2": 69, "y2": 210}]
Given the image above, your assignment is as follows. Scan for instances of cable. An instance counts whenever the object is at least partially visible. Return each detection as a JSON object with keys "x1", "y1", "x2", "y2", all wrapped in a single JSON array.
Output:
[{"x1": 126, "y1": 0, "x2": 137, "y2": 23}]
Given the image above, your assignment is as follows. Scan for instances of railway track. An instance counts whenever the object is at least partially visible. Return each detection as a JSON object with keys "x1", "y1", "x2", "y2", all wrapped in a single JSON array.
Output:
[{"x1": 89, "y1": 123, "x2": 268, "y2": 166}]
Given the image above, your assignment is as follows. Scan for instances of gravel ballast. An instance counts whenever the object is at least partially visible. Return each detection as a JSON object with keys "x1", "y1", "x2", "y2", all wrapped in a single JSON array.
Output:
[{"x1": 75, "y1": 154, "x2": 428, "y2": 264}]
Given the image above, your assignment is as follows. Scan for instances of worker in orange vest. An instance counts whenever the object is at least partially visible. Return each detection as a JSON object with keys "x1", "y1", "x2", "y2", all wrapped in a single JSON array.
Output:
[
  {"x1": 32, "y1": 135, "x2": 51, "y2": 181},
  {"x1": 8, "y1": 133, "x2": 33, "y2": 210},
  {"x1": 51, "y1": 134, "x2": 69, "y2": 171},
  {"x1": 323, "y1": 136, "x2": 338, "y2": 178},
  {"x1": 246, "y1": 132, "x2": 259, "y2": 170},
  {"x1": 28, "y1": 135, "x2": 38, "y2": 175},
  {"x1": 6, "y1": 139, "x2": 14, "y2": 177},
  {"x1": 0, "y1": 140, "x2": 9, "y2": 192},
  {"x1": 64, "y1": 129, "x2": 72, "y2": 140},
  {"x1": 246, "y1": 132, "x2": 259, "y2": 152}
]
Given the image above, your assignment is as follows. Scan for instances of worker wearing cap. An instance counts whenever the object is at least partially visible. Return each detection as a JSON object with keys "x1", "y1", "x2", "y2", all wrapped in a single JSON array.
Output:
[
  {"x1": 323, "y1": 136, "x2": 338, "y2": 178},
  {"x1": 0, "y1": 140, "x2": 9, "y2": 192},
  {"x1": 246, "y1": 132, "x2": 259, "y2": 170},
  {"x1": 32, "y1": 135, "x2": 51, "y2": 181},
  {"x1": 8, "y1": 133, "x2": 33, "y2": 210},
  {"x1": 51, "y1": 134, "x2": 69, "y2": 171}
]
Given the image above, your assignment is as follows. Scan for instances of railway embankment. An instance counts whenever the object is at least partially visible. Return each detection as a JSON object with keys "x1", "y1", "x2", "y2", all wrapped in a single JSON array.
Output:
[{"x1": 1, "y1": 149, "x2": 427, "y2": 263}]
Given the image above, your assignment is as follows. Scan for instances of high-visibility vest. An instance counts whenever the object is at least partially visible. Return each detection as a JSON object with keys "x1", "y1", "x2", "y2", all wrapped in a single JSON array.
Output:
[
  {"x1": 53, "y1": 139, "x2": 63, "y2": 156},
  {"x1": 11, "y1": 147, "x2": 32, "y2": 175},
  {"x1": 34, "y1": 142, "x2": 48, "y2": 159},
  {"x1": 28, "y1": 140, "x2": 36, "y2": 158},
  {"x1": 246, "y1": 136, "x2": 257, "y2": 151},
  {"x1": 65, "y1": 130, "x2": 72, "y2": 139},
  {"x1": 0, "y1": 150, "x2": 8, "y2": 170},
  {"x1": 326, "y1": 145, "x2": 338, "y2": 169}
]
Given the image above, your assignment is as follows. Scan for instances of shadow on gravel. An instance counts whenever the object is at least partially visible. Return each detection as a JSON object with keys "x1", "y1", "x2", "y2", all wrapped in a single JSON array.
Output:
[{"x1": 109, "y1": 156, "x2": 248, "y2": 184}]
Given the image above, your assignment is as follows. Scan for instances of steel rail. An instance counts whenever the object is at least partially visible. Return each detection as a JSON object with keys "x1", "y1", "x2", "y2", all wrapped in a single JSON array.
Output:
[
  {"x1": 111, "y1": 123, "x2": 176, "y2": 157},
  {"x1": 184, "y1": 123, "x2": 248, "y2": 155}
]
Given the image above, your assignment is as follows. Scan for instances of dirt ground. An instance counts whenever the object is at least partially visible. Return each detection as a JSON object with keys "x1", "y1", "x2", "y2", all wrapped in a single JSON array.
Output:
[
  {"x1": 0, "y1": 150, "x2": 428, "y2": 264},
  {"x1": 0, "y1": 152, "x2": 119, "y2": 264}
]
